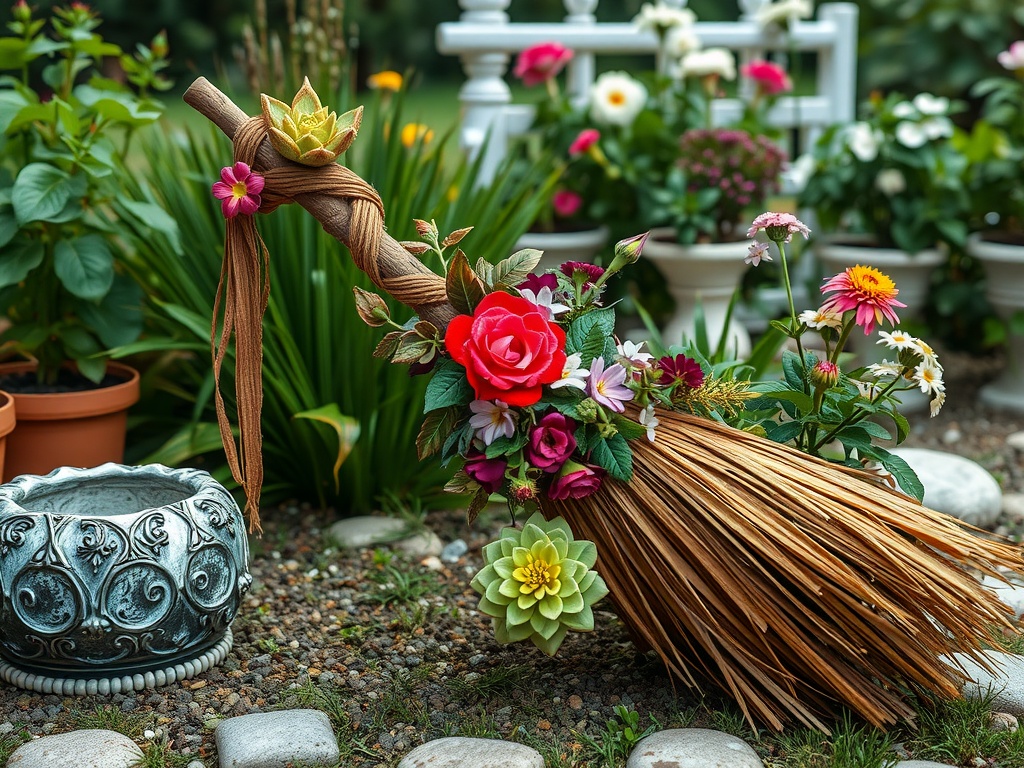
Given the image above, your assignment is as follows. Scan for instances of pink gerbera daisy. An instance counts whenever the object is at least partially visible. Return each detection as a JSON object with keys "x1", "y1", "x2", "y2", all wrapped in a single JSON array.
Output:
[
  {"x1": 820, "y1": 265, "x2": 906, "y2": 335},
  {"x1": 212, "y1": 162, "x2": 265, "y2": 218}
]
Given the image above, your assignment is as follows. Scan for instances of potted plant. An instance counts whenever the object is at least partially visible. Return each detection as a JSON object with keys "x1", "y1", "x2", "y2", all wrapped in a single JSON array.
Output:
[
  {"x1": 0, "y1": 3, "x2": 170, "y2": 479},
  {"x1": 954, "y1": 41, "x2": 1024, "y2": 411}
]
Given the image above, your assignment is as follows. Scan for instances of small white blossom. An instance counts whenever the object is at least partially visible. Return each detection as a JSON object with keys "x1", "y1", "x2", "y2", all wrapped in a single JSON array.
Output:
[
  {"x1": 550, "y1": 352, "x2": 590, "y2": 390},
  {"x1": 895, "y1": 116, "x2": 952, "y2": 148},
  {"x1": 845, "y1": 122, "x2": 881, "y2": 162},
  {"x1": 913, "y1": 360, "x2": 945, "y2": 396},
  {"x1": 867, "y1": 361, "x2": 903, "y2": 378},
  {"x1": 616, "y1": 339, "x2": 654, "y2": 367},
  {"x1": 755, "y1": 0, "x2": 813, "y2": 31},
  {"x1": 876, "y1": 329, "x2": 917, "y2": 351},
  {"x1": 798, "y1": 308, "x2": 843, "y2": 331},
  {"x1": 874, "y1": 168, "x2": 906, "y2": 196},
  {"x1": 855, "y1": 380, "x2": 881, "y2": 399},
  {"x1": 634, "y1": 2, "x2": 696, "y2": 35},
  {"x1": 664, "y1": 24, "x2": 701, "y2": 59},
  {"x1": 929, "y1": 390, "x2": 946, "y2": 417},
  {"x1": 590, "y1": 71, "x2": 648, "y2": 127},
  {"x1": 678, "y1": 48, "x2": 737, "y2": 80},
  {"x1": 519, "y1": 285, "x2": 570, "y2": 319},
  {"x1": 745, "y1": 241, "x2": 772, "y2": 266},
  {"x1": 639, "y1": 404, "x2": 659, "y2": 443},
  {"x1": 892, "y1": 101, "x2": 916, "y2": 119},
  {"x1": 468, "y1": 399, "x2": 516, "y2": 445},
  {"x1": 913, "y1": 93, "x2": 950, "y2": 116}
]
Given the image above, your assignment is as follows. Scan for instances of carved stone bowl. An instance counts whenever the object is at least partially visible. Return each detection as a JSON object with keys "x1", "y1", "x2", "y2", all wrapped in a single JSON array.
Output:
[{"x1": 0, "y1": 463, "x2": 251, "y2": 694}]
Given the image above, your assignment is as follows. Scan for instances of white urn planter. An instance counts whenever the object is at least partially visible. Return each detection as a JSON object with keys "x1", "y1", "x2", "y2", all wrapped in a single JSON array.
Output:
[
  {"x1": 968, "y1": 233, "x2": 1024, "y2": 412},
  {"x1": 641, "y1": 228, "x2": 751, "y2": 357},
  {"x1": 515, "y1": 225, "x2": 609, "y2": 275},
  {"x1": 816, "y1": 240, "x2": 944, "y2": 413}
]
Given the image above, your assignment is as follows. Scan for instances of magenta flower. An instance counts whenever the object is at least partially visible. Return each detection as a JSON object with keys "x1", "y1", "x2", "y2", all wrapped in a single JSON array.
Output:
[
  {"x1": 820, "y1": 265, "x2": 906, "y2": 336},
  {"x1": 518, "y1": 272, "x2": 558, "y2": 294},
  {"x1": 746, "y1": 211, "x2": 811, "y2": 243},
  {"x1": 569, "y1": 128, "x2": 601, "y2": 156},
  {"x1": 553, "y1": 189, "x2": 582, "y2": 218},
  {"x1": 560, "y1": 261, "x2": 605, "y2": 285},
  {"x1": 212, "y1": 162, "x2": 265, "y2": 218},
  {"x1": 464, "y1": 450, "x2": 507, "y2": 494},
  {"x1": 740, "y1": 60, "x2": 792, "y2": 95},
  {"x1": 548, "y1": 460, "x2": 605, "y2": 500},
  {"x1": 524, "y1": 412, "x2": 577, "y2": 473},
  {"x1": 657, "y1": 354, "x2": 704, "y2": 389},
  {"x1": 587, "y1": 357, "x2": 633, "y2": 413},
  {"x1": 513, "y1": 42, "x2": 573, "y2": 87}
]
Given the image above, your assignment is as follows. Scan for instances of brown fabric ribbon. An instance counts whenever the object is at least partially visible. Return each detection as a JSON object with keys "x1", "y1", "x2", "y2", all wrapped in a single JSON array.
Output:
[{"x1": 214, "y1": 117, "x2": 388, "y2": 533}]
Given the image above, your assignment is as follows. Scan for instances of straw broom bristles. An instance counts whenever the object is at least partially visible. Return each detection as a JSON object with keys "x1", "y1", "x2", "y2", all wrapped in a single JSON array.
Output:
[{"x1": 542, "y1": 407, "x2": 1024, "y2": 732}]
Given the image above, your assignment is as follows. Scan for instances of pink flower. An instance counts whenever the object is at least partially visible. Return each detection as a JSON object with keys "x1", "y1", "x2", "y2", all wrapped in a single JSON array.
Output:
[
  {"x1": 464, "y1": 450, "x2": 507, "y2": 494},
  {"x1": 587, "y1": 358, "x2": 633, "y2": 413},
  {"x1": 552, "y1": 189, "x2": 582, "y2": 218},
  {"x1": 548, "y1": 460, "x2": 605, "y2": 500},
  {"x1": 745, "y1": 241, "x2": 772, "y2": 266},
  {"x1": 740, "y1": 60, "x2": 792, "y2": 95},
  {"x1": 524, "y1": 412, "x2": 577, "y2": 473},
  {"x1": 560, "y1": 261, "x2": 604, "y2": 285},
  {"x1": 569, "y1": 128, "x2": 601, "y2": 156},
  {"x1": 820, "y1": 265, "x2": 906, "y2": 336},
  {"x1": 746, "y1": 211, "x2": 811, "y2": 243},
  {"x1": 513, "y1": 42, "x2": 573, "y2": 87},
  {"x1": 518, "y1": 272, "x2": 558, "y2": 293},
  {"x1": 809, "y1": 360, "x2": 839, "y2": 389},
  {"x1": 212, "y1": 162, "x2": 265, "y2": 218},
  {"x1": 998, "y1": 41, "x2": 1024, "y2": 72}
]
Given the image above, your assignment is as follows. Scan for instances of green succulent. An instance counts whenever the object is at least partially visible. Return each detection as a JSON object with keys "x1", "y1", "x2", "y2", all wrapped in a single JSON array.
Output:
[
  {"x1": 260, "y1": 77, "x2": 362, "y2": 167},
  {"x1": 471, "y1": 512, "x2": 609, "y2": 655}
]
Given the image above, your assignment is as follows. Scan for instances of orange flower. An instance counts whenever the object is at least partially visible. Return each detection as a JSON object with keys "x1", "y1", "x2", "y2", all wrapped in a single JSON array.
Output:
[
  {"x1": 820, "y1": 265, "x2": 907, "y2": 335},
  {"x1": 367, "y1": 70, "x2": 403, "y2": 92},
  {"x1": 400, "y1": 123, "x2": 434, "y2": 148}
]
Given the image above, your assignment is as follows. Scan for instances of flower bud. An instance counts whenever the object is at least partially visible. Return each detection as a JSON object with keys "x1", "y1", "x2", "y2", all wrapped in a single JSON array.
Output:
[
  {"x1": 509, "y1": 474, "x2": 538, "y2": 504},
  {"x1": 810, "y1": 360, "x2": 840, "y2": 390},
  {"x1": 607, "y1": 231, "x2": 649, "y2": 275},
  {"x1": 12, "y1": 0, "x2": 31, "y2": 23},
  {"x1": 574, "y1": 398, "x2": 599, "y2": 422}
]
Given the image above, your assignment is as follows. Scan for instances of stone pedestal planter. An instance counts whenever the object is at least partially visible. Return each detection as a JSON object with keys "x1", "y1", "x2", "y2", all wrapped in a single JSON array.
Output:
[
  {"x1": 969, "y1": 234, "x2": 1024, "y2": 412},
  {"x1": 0, "y1": 463, "x2": 251, "y2": 694}
]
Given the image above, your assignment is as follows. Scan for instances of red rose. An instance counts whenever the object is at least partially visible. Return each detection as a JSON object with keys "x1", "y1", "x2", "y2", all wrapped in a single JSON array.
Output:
[
  {"x1": 445, "y1": 292, "x2": 567, "y2": 408},
  {"x1": 548, "y1": 460, "x2": 605, "y2": 500}
]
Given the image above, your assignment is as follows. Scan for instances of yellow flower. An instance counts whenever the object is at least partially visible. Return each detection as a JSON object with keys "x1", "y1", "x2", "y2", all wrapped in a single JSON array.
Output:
[
  {"x1": 367, "y1": 70, "x2": 403, "y2": 92},
  {"x1": 260, "y1": 77, "x2": 362, "y2": 167},
  {"x1": 400, "y1": 122, "x2": 434, "y2": 148}
]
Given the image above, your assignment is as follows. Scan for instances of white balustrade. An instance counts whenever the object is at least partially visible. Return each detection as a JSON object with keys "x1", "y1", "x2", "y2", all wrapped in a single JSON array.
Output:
[{"x1": 436, "y1": 1, "x2": 859, "y2": 190}]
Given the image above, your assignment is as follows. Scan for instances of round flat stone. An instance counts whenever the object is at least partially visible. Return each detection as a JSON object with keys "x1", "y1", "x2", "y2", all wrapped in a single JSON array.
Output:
[
  {"x1": 891, "y1": 447, "x2": 1002, "y2": 528},
  {"x1": 7, "y1": 729, "x2": 143, "y2": 768},
  {"x1": 215, "y1": 709, "x2": 339, "y2": 768},
  {"x1": 896, "y1": 762, "x2": 963, "y2": 767},
  {"x1": 626, "y1": 728, "x2": 762, "y2": 768},
  {"x1": 944, "y1": 651, "x2": 1024, "y2": 717},
  {"x1": 327, "y1": 516, "x2": 410, "y2": 548},
  {"x1": 398, "y1": 737, "x2": 544, "y2": 768}
]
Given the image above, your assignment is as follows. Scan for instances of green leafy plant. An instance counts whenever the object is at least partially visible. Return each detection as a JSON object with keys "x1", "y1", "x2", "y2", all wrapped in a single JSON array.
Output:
[
  {"x1": 579, "y1": 705, "x2": 659, "y2": 768},
  {"x1": 0, "y1": 2, "x2": 170, "y2": 384}
]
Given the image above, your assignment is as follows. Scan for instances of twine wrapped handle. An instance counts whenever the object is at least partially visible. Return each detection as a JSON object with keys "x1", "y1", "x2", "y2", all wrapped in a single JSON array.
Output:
[{"x1": 183, "y1": 78, "x2": 458, "y2": 532}]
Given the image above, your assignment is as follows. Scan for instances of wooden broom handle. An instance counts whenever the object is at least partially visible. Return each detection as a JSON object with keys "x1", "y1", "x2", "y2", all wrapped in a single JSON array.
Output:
[{"x1": 182, "y1": 77, "x2": 458, "y2": 331}]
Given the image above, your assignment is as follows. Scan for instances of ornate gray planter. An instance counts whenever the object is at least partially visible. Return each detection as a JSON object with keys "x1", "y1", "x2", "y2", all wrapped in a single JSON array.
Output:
[{"x1": 0, "y1": 463, "x2": 251, "y2": 694}]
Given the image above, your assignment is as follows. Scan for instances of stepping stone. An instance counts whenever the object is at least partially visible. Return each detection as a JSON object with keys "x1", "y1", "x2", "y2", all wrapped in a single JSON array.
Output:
[
  {"x1": 626, "y1": 728, "x2": 762, "y2": 767},
  {"x1": 398, "y1": 737, "x2": 544, "y2": 768},
  {"x1": 980, "y1": 575, "x2": 1024, "y2": 619},
  {"x1": 891, "y1": 448, "x2": 1002, "y2": 528},
  {"x1": 393, "y1": 529, "x2": 443, "y2": 558},
  {"x1": 945, "y1": 651, "x2": 1024, "y2": 717},
  {"x1": 327, "y1": 515, "x2": 411, "y2": 548},
  {"x1": 215, "y1": 709, "x2": 339, "y2": 768},
  {"x1": 7, "y1": 729, "x2": 143, "y2": 768},
  {"x1": 895, "y1": 762, "x2": 958, "y2": 767}
]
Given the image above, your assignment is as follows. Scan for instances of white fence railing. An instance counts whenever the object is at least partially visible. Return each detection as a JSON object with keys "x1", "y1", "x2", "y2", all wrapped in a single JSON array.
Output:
[{"x1": 436, "y1": 0, "x2": 859, "y2": 190}]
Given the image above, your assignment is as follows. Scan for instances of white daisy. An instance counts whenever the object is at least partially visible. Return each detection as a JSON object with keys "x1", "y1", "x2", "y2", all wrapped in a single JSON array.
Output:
[
  {"x1": 678, "y1": 48, "x2": 736, "y2": 81},
  {"x1": 876, "y1": 329, "x2": 917, "y2": 351},
  {"x1": 639, "y1": 404, "x2": 659, "y2": 443},
  {"x1": 633, "y1": 2, "x2": 696, "y2": 35},
  {"x1": 616, "y1": 339, "x2": 654, "y2": 367},
  {"x1": 799, "y1": 308, "x2": 843, "y2": 331},
  {"x1": 519, "y1": 285, "x2": 570, "y2": 319},
  {"x1": 468, "y1": 399, "x2": 516, "y2": 446},
  {"x1": 910, "y1": 337, "x2": 941, "y2": 368},
  {"x1": 590, "y1": 71, "x2": 648, "y2": 127},
  {"x1": 867, "y1": 361, "x2": 903, "y2": 378},
  {"x1": 913, "y1": 361, "x2": 945, "y2": 396},
  {"x1": 550, "y1": 352, "x2": 590, "y2": 390},
  {"x1": 755, "y1": 0, "x2": 813, "y2": 31}
]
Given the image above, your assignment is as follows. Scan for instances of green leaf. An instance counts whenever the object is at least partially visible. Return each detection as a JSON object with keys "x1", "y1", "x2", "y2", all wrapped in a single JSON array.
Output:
[
  {"x1": 765, "y1": 420, "x2": 803, "y2": 445},
  {"x1": 118, "y1": 198, "x2": 181, "y2": 254},
  {"x1": 748, "y1": 381, "x2": 814, "y2": 413},
  {"x1": 445, "y1": 248, "x2": 486, "y2": 315},
  {"x1": 0, "y1": 211, "x2": 17, "y2": 249},
  {"x1": 416, "y1": 406, "x2": 460, "y2": 461},
  {"x1": 880, "y1": 451, "x2": 925, "y2": 502},
  {"x1": 141, "y1": 422, "x2": 226, "y2": 466},
  {"x1": 293, "y1": 404, "x2": 361, "y2": 493},
  {"x1": 12, "y1": 163, "x2": 85, "y2": 225},
  {"x1": 781, "y1": 350, "x2": 807, "y2": 391},
  {"x1": 0, "y1": 239, "x2": 44, "y2": 288},
  {"x1": 492, "y1": 248, "x2": 542, "y2": 287},
  {"x1": 565, "y1": 308, "x2": 615, "y2": 359},
  {"x1": 484, "y1": 430, "x2": 529, "y2": 459},
  {"x1": 589, "y1": 432, "x2": 633, "y2": 482},
  {"x1": 77, "y1": 273, "x2": 144, "y2": 349},
  {"x1": 611, "y1": 414, "x2": 648, "y2": 441},
  {"x1": 886, "y1": 409, "x2": 911, "y2": 444},
  {"x1": 423, "y1": 359, "x2": 473, "y2": 413},
  {"x1": 75, "y1": 355, "x2": 107, "y2": 384},
  {"x1": 859, "y1": 421, "x2": 893, "y2": 441},
  {"x1": 54, "y1": 234, "x2": 114, "y2": 300}
]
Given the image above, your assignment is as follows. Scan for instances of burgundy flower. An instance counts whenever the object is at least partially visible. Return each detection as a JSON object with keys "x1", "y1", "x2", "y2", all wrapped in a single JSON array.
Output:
[
  {"x1": 548, "y1": 460, "x2": 605, "y2": 500},
  {"x1": 464, "y1": 451, "x2": 507, "y2": 494},
  {"x1": 560, "y1": 261, "x2": 605, "y2": 284},
  {"x1": 518, "y1": 272, "x2": 558, "y2": 294},
  {"x1": 524, "y1": 412, "x2": 577, "y2": 473},
  {"x1": 657, "y1": 354, "x2": 705, "y2": 389}
]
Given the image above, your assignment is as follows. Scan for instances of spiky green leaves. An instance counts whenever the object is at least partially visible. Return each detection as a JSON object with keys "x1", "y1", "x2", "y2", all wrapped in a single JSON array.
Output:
[
  {"x1": 470, "y1": 512, "x2": 609, "y2": 655},
  {"x1": 260, "y1": 77, "x2": 362, "y2": 166}
]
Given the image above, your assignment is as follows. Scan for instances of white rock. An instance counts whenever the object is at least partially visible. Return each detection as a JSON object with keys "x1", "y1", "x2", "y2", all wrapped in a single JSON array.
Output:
[
  {"x1": 626, "y1": 728, "x2": 762, "y2": 768},
  {"x1": 944, "y1": 651, "x2": 1024, "y2": 717},
  {"x1": 398, "y1": 737, "x2": 544, "y2": 767},
  {"x1": 891, "y1": 448, "x2": 1002, "y2": 528},
  {"x1": 327, "y1": 516, "x2": 410, "y2": 548},
  {"x1": 1002, "y1": 492, "x2": 1024, "y2": 521},
  {"x1": 980, "y1": 575, "x2": 1024, "y2": 619},
  {"x1": 215, "y1": 709, "x2": 339, "y2": 768},
  {"x1": 393, "y1": 529, "x2": 443, "y2": 558},
  {"x1": 989, "y1": 711, "x2": 1019, "y2": 732},
  {"x1": 7, "y1": 729, "x2": 143, "y2": 768},
  {"x1": 1006, "y1": 430, "x2": 1024, "y2": 453},
  {"x1": 895, "y1": 762, "x2": 962, "y2": 767}
]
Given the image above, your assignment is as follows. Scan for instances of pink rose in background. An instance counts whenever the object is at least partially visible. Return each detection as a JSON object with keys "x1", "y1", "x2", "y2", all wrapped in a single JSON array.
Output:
[
  {"x1": 525, "y1": 412, "x2": 577, "y2": 472},
  {"x1": 548, "y1": 460, "x2": 605, "y2": 500},
  {"x1": 464, "y1": 451, "x2": 507, "y2": 494},
  {"x1": 998, "y1": 41, "x2": 1024, "y2": 72},
  {"x1": 552, "y1": 189, "x2": 582, "y2": 218},
  {"x1": 514, "y1": 42, "x2": 574, "y2": 87},
  {"x1": 740, "y1": 60, "x2": 792, "y2": 96},
  {"x1": 569, "y1": 128, "x2": 601, "y2": 156}
]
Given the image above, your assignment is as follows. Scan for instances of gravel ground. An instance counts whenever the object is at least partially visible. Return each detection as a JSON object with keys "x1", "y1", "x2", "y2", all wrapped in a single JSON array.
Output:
[{"x1": 1, "y1": 346, "x2": 1023, "y2": 767}]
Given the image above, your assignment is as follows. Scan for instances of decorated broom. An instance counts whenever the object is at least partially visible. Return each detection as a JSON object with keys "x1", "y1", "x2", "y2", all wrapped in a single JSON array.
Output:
[{"x1": 184, "y1": 76, "x2": 1024, "y2": 732}]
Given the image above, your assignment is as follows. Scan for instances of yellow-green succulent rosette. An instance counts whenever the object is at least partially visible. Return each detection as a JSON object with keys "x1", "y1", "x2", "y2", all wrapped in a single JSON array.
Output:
[
  {"x1": 260, "y1": 76, "x2": 362, "y2": 166},
  {"x1": 471, "y1": 512, "x2": 608, "y2": 655}
]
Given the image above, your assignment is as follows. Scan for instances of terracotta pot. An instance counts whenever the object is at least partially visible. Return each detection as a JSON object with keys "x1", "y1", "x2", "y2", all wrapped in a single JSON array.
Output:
[
  {"x1": 0, "y1": 362, "x2": 140, "y2": 482},
  {"x1": 0, "y1": 391, "x2": 14, "y2": 480}
]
